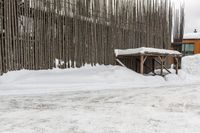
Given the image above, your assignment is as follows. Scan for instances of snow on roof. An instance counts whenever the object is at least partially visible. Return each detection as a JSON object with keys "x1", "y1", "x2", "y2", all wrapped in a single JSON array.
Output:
[
  {"x1": 115, "y1": 47, "x2": 182, "y2": 56},
  {"x1": 183, "y1": 33, "x2": 200, "y2": 39}
]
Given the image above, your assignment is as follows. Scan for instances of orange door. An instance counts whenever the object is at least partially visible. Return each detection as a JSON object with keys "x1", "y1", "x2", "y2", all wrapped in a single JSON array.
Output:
[{"x1": 194, "y1": 40, "x2": 200, "y2": 54}]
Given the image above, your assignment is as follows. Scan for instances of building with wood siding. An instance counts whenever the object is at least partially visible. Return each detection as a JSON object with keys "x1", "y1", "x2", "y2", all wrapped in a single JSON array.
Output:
[{"x1": 172, "y1": 32, "x2": 200, "y2": 56}]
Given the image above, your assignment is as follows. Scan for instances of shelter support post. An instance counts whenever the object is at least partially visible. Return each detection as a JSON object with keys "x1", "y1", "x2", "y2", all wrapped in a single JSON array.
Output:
[
  {"x1": 116, "y1": 58, "x2": 127, "y2": 68},
  {"x1": 140, "y1": 56, "x2": 147, "y2": 74},
  {"x1": 155, "y1": 58, "x2": 171, "y2": 74},
  {"x1": 174, "y1": 57, "x2": 179, "y2": 74},
  {"x1": 140, "y1": 56, "x2": 144, "y2": 74},
  {"x1": 158, "y1": 56, "x2": 164, "y2": 76},
  {"x1": 152, "y1": 58, "x2": 155, "y2": 74}
]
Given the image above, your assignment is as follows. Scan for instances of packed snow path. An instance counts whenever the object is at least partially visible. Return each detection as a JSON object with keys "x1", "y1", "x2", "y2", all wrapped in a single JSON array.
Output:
[{"x1": 1, "y1": 84, "x2": 200, "y2": 133}]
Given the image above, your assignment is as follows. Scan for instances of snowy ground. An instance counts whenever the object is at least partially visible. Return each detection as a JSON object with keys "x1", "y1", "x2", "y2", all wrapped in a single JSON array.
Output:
[
  {"x1": 1, "y1": 55, "x2": 200, "y2": 133},
  {"x1": 1, "y1": 83, "x2": 200, "y2": 133}
]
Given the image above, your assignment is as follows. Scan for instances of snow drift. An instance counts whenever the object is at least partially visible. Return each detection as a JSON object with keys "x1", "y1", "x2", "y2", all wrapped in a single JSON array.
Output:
[
  {"x1": 0, "y1": 65, "x2": 164, "y2": 95},
  {"x1": 165, "y1": 54, "x2": 200, "y2": 83},
  {"x1": 1, "y1": 54, "x2": 200, "y2": 95},
  {"x1": 182, "y1": 54, "x2": 200, "y2": 75},
  {"x1": 0, "y1": 65, "x2": 164, "y2": 85}
]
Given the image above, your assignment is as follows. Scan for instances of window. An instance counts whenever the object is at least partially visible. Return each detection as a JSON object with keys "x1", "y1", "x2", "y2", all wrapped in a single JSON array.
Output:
[{"x1": 182, "y1": 44, "x2": 195, "y2": 56}]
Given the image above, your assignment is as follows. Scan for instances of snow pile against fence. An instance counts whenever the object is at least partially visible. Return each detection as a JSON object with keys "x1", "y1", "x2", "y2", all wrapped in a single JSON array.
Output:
[
  {"x1": 0, "y1": 65, "x2": 165, "y2": 95},
  {"x1": 1, "y1": 54, "x2": 200, "y2": 95},
  {"x1": 0, "y1": 65, "x2": 155, "y2": 85},
  {"x1": 115, "y1": 47, "x2": 182, "y2": 56}
]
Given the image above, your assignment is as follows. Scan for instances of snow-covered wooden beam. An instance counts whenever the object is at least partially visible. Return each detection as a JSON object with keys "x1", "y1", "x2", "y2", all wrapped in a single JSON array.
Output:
[{"x1": 115, "y1": 47, "x2": 182, "y2": 57}]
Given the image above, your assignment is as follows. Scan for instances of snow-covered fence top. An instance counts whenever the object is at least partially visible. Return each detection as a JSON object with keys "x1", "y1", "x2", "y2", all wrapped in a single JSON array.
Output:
[{"x1": 115, "y1": 47, "x2": 182, "y2": 57}]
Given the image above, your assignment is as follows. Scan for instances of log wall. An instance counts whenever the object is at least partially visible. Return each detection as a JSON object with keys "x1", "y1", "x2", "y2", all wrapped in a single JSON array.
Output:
[{"x1": 0, "y1": 0, "x2": 184, "y2": 74}]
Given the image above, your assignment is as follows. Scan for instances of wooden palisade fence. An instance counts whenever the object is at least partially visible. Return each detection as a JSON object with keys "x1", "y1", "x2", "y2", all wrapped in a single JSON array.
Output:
[{"x1": 0, "y1": 0, "x2": 184, "y2": 74}]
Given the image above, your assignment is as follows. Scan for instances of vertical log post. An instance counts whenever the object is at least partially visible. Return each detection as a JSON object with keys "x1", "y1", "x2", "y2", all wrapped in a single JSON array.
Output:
[
  {"x1": 140, "y1": 55, "x2": 144, "y2": 74},
  {"x1": 135, "y1": 58, "x2": 138, "y2": 73},
  {"x1": 159, "y1": 56, "x2": 164, "y2": 76},
  {"x1": 175, "y1": 57, "x2": 179, "y2": 75},
  {"x1": 152, "y1": 58, "x2": 155, "y2": 75}
]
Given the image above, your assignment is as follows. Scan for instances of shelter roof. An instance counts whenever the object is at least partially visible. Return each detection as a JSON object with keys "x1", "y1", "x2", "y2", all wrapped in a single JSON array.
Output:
[{"x1": 115, "y1": 47, "x2": 182, "y2": 57}]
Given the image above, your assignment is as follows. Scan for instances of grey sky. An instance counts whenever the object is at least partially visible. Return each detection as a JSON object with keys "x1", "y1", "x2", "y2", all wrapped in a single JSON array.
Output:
[{"x1": 183, "y1": 0, "x2": 200, "y2": 33}]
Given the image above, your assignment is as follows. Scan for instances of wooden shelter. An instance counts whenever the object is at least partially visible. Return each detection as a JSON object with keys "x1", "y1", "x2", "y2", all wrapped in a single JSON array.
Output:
[{"x1": 115, "y1": 47, "x2": 182, "y2": 76}]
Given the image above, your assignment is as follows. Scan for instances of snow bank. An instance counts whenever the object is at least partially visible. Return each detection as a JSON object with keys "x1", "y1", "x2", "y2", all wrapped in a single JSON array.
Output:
[
  {"x1": 0, "y1": 65, "x2": 163, "y2": 85},
  {"x1": 182, "y1": 54, "x2": 200, "y2": 75},
  {"x1": 165, "y1": 54, "x2": 200, "y2": 83},
  {"x1": 1, "y1": 54, "x2": 200, "y2": 95},
  {"x1": 0, "y1": 65, "x2": 165, "y2": 95},
  {"x1": 115, "y1": 47, "x2": 181, "y2": 56}
]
